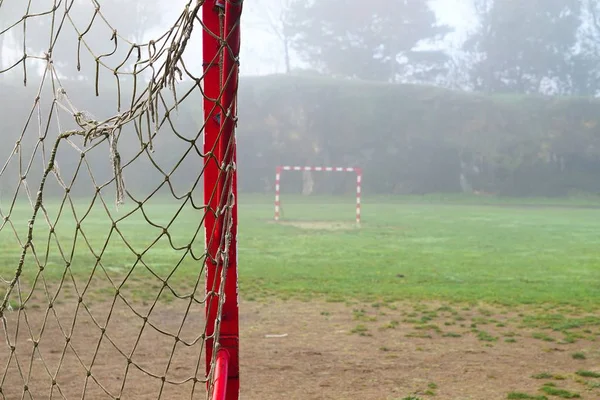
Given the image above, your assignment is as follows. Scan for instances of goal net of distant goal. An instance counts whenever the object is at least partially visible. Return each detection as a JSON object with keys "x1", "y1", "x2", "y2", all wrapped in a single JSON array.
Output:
[
  {"x1": 0, "y1": 1, "x2": 241, "y2": 399},
  {"x1": 274, "y1": 166, "x2": 363, "y2": 224}
]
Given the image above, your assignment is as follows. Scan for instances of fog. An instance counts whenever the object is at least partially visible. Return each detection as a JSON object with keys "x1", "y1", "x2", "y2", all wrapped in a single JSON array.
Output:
[
  {"x1": 2, "y1": 3, "x2": 600, "y2": 399},
  {"x1": 2, "y1": 0, "x2": 600, "y2": 200}
]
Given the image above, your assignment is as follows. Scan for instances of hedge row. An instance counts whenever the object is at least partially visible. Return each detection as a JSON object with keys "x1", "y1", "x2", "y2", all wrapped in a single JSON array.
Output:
[{"x1": 2, "y1": 74, "x2": 600, "y2": 198}]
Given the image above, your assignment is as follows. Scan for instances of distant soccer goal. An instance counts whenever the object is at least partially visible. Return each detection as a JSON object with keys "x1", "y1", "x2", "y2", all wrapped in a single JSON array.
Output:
[
  {"x1": 274, "y1": 166, "x2": 363, "y2": 224},
  {"x1": 0, "y1": 1, "x2": 241, "y2": 399}
]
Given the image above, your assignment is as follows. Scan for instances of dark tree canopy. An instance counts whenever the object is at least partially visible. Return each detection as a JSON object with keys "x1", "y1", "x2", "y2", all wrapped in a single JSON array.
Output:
[
  {"x1": 465, "y1": 0, "x2": 582, "y2": 94},
  {"x1": 286, "y1": 0, "x2": 451, "y2": 82}
]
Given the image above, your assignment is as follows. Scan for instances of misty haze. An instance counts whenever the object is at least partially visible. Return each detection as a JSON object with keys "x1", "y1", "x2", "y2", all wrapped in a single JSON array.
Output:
[{"x1": 0, "y1": 1, "x2": 599, "y2": 400}]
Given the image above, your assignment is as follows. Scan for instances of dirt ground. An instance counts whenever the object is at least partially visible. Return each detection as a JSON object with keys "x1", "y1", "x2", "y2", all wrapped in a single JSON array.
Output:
[
  {"x1": 1, "y1": 297, "x2": 599, "y2": 400},
  {"x1": 269, "y1": 220, "x2": 359, "y2": 231}
]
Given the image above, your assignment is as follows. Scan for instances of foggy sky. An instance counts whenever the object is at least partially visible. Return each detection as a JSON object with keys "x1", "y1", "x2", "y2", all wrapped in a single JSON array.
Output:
[
  {"x1": 0, "y1": 0, "x2": 476, "y2": 77},
  {"x1": 240, "y1": 0, "x2": 478, "y2": 75}
]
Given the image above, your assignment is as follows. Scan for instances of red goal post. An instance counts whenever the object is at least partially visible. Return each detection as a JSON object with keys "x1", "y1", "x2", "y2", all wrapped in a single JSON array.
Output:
[
  {"x1": 203, "y1": 1, "x2": 241, "y2": 399},
  {"x1": 274, "y1": 166, "x2": 363, "y2": 224}
]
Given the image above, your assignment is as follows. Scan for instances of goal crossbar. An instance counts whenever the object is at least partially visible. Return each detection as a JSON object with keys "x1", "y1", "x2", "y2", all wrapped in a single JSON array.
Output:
[{"x1": 274, "y1": 166, "x2": 363, "y2": 224}]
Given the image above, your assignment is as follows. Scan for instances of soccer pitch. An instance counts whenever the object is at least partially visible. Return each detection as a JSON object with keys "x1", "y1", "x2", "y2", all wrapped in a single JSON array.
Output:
[
  {"x1": 2, "y1": 195, "x2": 600, "y2": 399},
  {"x1": 1, "y1": 194, "x2": 599, "y2": 307},
  {"x1": 239, "y1": 195, "x2": 600, "y2": 308}
]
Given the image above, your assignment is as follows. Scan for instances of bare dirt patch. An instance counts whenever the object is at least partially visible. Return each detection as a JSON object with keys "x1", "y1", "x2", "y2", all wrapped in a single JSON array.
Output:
[
  {"x1": 2, "y1": 299, "x2": 599, "y2": 399},
  {"x1": 242, "y1": 300, "x2": 600, "y2": 400},
  {"x1": 270, "y1": 220, "x2": 358, "y2": 231}
]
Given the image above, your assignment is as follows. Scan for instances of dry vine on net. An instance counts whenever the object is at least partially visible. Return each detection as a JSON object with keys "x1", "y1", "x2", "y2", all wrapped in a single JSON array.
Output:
[{"x1": 0, "y1": 0, "x2": 240, "y2": 399}]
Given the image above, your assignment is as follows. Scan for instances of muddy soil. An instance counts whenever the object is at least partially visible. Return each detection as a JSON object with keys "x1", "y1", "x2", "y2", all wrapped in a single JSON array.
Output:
[{"x1": 1, "y1": 298, "x2": 599, "y2": 399}]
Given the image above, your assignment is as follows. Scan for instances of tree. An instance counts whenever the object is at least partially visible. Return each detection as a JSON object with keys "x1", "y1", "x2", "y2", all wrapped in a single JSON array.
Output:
[
  {"x1": 286, "y1": 0, "x2": 451, "y2": 82},
  {"x1": 465, "y1": 0, "x2": 581, "y2": 94},
  {"x1": 569, "y1": 0, "x2": 600, "y2": 95},
  {"x1": 95, "y1": 0, "x2": 166, "y2": 44},
  {"x1": 247, "y1": 0, "x2": 295, "y2": 74},
  {"x1": 0, "y1": 0, "x2": 28, "y2": 76},
  {"x1": 1, "y1": 0, "x2": 166, "y2": 80}
]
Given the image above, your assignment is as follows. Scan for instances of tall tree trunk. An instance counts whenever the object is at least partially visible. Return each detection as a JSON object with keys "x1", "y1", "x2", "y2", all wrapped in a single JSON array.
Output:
[
  {"x1": 302, "y1": 170, "x2": 314, "y2": 195},
  {"x1": 283, "y1": 36, "x2": 291, "y2": 74}
]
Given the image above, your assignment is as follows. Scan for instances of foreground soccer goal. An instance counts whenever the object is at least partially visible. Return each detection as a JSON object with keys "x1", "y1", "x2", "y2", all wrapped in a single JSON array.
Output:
[
  {"x1": 0, "y1": 1, "x2": 241, "y2": 399},
  {"x1": 274, "y1": 166, "x2": 363, "y2": 224}
]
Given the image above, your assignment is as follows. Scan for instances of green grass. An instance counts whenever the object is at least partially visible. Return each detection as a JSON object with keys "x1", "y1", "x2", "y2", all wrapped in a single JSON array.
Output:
[
  {"x1": 532, "y1": 373, "x2": 554, "y2": 379},
  {"x1": 242, "y1": 195, "x2": 600, "y2": 307},
  {"x1": 521, "y1": 314, "x2": 600, "y2": 331},
  {"x1": 476, "y1": 330, "x2": 498, "y2": 342},
  {"x1": 539, "y1": 384, "x2": 580, "y2": 398},
  {"x1": 507, "y1": 392, "x2": 548, "y2": 400},
  {"x1": 575, "y1": 370, "x2": 600, "y2": 378},
  {"x1": 532, "y1": 332, "x2": 556, "y2": 342},
  {"x1": 2, "y1": 194, "x2": 600, "y2": 308}
]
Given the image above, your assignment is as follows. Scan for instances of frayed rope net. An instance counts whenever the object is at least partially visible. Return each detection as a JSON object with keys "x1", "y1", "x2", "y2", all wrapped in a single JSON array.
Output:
[{"x1": 0, "y1": 0, "x2": 238, "y2": 398}]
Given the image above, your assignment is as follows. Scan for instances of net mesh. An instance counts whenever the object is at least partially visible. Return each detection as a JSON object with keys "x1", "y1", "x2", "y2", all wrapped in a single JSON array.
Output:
[{"x1": 0, "y1": 0, "x2": 239, "y2": 398}]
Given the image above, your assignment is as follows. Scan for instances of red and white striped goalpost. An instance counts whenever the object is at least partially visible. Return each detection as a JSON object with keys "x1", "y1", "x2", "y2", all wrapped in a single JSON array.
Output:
[{"x1": 274, "y1": 166, "x2": 363, "y2": 224}]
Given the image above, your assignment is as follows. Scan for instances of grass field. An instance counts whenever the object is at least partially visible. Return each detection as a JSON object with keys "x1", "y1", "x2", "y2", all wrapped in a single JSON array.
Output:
[
  {"x1": 1, "y1": 194, "x2": 600, "y2": 399},
  {"x1": 240, "y1": 194, "x2": 600, "y2": 308},
  {"x1": 3, "y1": 193, "x2": 599, "y2": 307}
]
